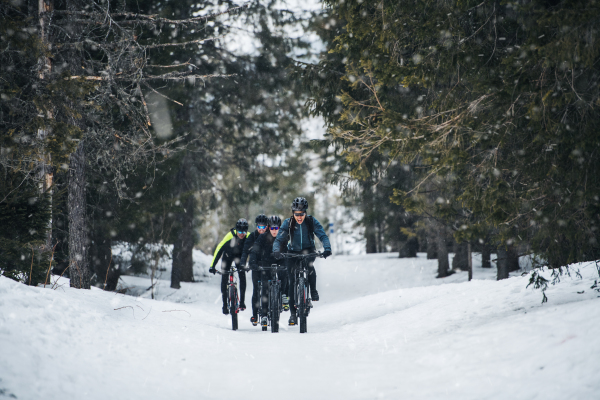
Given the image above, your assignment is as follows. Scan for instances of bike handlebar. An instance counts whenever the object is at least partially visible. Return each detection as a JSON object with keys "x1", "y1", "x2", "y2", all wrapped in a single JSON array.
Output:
[
  {"x1": 255, "y1": 264, "x2": 288, "y2": 271},
  {"x1": 215, "y1": 266, "x2": 249, "y2": 275},
  {"x1": 280, "y1": 252, "x2": 324, "y2": 259}
]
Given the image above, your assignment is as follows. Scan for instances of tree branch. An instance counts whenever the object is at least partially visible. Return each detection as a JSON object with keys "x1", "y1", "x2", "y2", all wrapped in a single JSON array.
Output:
[{"x1": 51, "y1": 3, "x2": 250, "y2": 26}]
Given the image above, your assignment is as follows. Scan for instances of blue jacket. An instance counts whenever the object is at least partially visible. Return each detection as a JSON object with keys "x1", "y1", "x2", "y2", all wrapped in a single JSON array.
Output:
[{"x1": 273, "y1": 215, "x2": 331, "y2": 253}]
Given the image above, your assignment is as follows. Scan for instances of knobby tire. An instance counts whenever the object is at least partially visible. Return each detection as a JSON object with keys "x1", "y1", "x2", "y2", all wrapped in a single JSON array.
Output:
[
  {"x1": 270, "y1": 282, "x2": 280, "y2": 333},
  {"x1": 230, "y1": 285, "x2": 238, "y2": 331},
  {"x1": 298, "y1": 277, "x2": 307, "y2": 333}
]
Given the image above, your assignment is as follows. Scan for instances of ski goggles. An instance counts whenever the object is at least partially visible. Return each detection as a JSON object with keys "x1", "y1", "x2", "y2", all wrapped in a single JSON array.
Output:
[
  {"x1": 257, "y1": 225, "x2": 267, "y2": 230},
  {"x1": 293, "y1": 212, "x2": 306, "y2": 217},
  {"x1": 270, "y1": 226, "x2": 280, "y2": 231}
]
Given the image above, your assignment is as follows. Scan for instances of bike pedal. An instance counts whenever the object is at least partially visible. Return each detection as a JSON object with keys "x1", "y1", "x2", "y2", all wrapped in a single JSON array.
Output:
[{"x1": 307, "y1": 299, "x2": 313, "y2": 308}]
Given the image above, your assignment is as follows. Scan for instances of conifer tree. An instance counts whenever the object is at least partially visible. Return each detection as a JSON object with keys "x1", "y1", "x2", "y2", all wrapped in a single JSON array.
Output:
[
  {"x1": 1, "y1": 0, "x2": 242, "y2": 288},
  {"x1": 298, "y1": 0, "x2": 600, "y2": 277},
  {"x1": 77, "y1": 0, "x2": 318, "y2": 288}
]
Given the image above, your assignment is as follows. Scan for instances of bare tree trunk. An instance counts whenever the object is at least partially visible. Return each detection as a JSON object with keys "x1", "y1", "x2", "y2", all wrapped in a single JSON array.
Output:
[
  {"x1": 467, "y1": 243, "x2": 472, "y2": 281},
  {"x1": 425, "y1": 220, "x2": 437, "y2": 259},
  {"x1": 376, "y1": 220, "x2": 383, "y2": 253},
  {"x1": 481, "y1": 244, "x2": 491, "y2": 268},
  {"x1": 171, "y1": 208, "x2": 195, "y2": 287},
  {"x1": 170, "y1": 236, "x2": 182, "y2": 289},
  {"x1": 452, "y1": 242, "x2": 469, "y2": 271},
  {"x1": 174, "y1": 194, "x2": 195, "y2": 282},
  {"x1": 497, "y1": 247, "x2": 509, "y2": 280},
  {"x1": 507, "y1": 245, "x2": 520, "y2": 272},
  {"x1": 90, "y1": 230, "x2": 119, "y2": 291},
  {"x1": 37, "y1": 0, "x2": 54, "y2": 250},
  {"x1": 435, "y1": 222, "x2": 450, "y2": 278},
  {"x1": 426, "y1": 234, "x2": 437, "y2": 259},
  {"x1": 365, "y1": 225, "x2": 377, "y2": 254},
  {"x1": 68, "y1": 142, "x2": 90, "y2": 288},
  {"x1": 171, "y1": 154, "x2": 195, "y2": 288},
  {"x1": 399, "y1": 237, "x2": 418, "y2": 258}
]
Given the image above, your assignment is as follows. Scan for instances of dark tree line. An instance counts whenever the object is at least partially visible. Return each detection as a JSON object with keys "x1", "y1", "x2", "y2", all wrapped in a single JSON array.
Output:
[
  {"x1": 1, "y1": 0, "x2": 314, "y2": 290},
  {"x1": 297, "y1": 0, "x2": 600, "y2": 289}
]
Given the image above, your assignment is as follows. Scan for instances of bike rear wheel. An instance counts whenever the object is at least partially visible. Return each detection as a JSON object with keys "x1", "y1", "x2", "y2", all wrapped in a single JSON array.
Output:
[{"x1": 229, "y1": 285, "x2": 238, "y2": 331}]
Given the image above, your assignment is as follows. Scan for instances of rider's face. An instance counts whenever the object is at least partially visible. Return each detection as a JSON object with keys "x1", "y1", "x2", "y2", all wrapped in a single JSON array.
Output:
[
  {"x1": 293, "y1": 212, "x2": 306, "y2": 224},
  {"x1": 257, "y1": 227, "x2": 267, "y2": 234},
  {"x1": 237, "y1": 232, "x2": 246, "y2": 239},
  {"x1": 270, "y1": 228, "x2": 279, "y2": 237}
]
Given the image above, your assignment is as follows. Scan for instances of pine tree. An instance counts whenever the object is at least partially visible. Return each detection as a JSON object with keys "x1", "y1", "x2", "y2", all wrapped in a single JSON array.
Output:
[
  {"x1": 2, "y1": 0, "x2": 251, "y2": 289},
  {"x1": 0, "y1": 168, "x2": 51, "y2": 285},
  {"x1": 75, "y1": 0, "x2": 317, "y2": 288},
  {"x1": 299, "y1": 0, "x2": 600, "y2": 276}
]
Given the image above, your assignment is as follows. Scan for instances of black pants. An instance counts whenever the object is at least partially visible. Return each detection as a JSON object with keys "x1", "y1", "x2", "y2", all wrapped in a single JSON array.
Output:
[
  {"x1": 220, "y1": 260, "x2": 246, "y2": 306},
  {"x1": 251, "y1": 271, "x2": 263, "y2": 317},
  {"x1": 286, "y1": 252, "x2": 317, "y2": 314},
  {"x1": 252, "y1": 268, "x2": 287, "y2": 317}
]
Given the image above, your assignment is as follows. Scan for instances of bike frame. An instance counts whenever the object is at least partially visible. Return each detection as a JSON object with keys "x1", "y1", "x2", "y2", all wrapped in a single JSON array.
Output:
[
  {"x1": 217, "y1": 264, "x2": 245, "y2": 330},
  {"x1": 282, "y1": 252, "x2": 323, "y2": 333},
  {"x1": 256, "y1": 264, "x2": 286, "y2": 332},
  {"x1": 218, "y1": 266, "x2": 240, "y2": 309}
]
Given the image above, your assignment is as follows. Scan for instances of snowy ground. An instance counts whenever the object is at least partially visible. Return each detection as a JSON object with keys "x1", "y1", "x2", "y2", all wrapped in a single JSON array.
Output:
[{"x1": 1, "y1": 253, "x2": 599, "y2": 400}]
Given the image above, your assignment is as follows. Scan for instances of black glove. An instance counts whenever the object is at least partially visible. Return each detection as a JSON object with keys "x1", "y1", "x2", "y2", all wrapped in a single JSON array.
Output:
[
  {"x1": 209, "y1": 267, "x2": 216, "y2": 275},
  {"x1": 273, "y1": 252, "x2": 284, "y2": 260},
  {"x1": 322, "y1": 250, "x2": 332, "y2": 259}
]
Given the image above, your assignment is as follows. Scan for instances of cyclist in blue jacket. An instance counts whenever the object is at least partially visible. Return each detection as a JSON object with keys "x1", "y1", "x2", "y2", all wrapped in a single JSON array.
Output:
[{"x1": 273, "y1": 197, "x2": 331, "y2": 325}]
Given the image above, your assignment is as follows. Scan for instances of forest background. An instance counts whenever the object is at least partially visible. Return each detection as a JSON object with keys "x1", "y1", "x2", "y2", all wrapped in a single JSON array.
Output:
[{"x1": 2, "y1": 0, "x2": 599, "y2": 296}]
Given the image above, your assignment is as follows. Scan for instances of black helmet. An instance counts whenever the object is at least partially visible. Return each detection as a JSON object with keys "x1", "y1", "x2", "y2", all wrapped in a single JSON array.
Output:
[
  {"x1": 236, "y1": 218, "x2": 249, "y2": 232},
  {"x1": 291, "y1": 197, "x2": 308, "y2": 211},
  {"x1": 269, "y1": 215, "x2": 282, "y2": 227},
  {"x1": 255, "y1": 214, "x2": 269, "y2": 225}
]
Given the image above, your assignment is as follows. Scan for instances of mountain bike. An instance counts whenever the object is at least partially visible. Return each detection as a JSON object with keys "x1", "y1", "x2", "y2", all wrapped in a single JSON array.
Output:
[
  {"x1": 256, "y1": 264, "x2": 287, "y2": 333},
  {"x1": 216, "y1": 264, "x2": 247, "y2": 331},
  {"x1": 282, "y1": 252, "x2": 324, "y2": 333}
]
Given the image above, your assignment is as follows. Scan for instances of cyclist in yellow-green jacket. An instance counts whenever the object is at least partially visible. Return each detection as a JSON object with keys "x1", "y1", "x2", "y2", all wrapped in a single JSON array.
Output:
[{"x1": 209, "y1": 218, "x2": 250, "y2": 314}]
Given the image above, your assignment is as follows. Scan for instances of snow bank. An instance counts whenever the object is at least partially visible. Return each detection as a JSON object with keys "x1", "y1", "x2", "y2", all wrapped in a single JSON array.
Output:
[{"x1": 0, "y1": 254, "x2": 599, "y2": 400}]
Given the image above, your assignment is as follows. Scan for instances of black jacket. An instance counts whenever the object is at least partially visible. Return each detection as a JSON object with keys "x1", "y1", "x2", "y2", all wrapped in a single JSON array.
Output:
[
  {"x1": 240, "y1": 230, "x2": 260, "y2": 267},
  {"x1": 210, "y1": 228, "x2": 249, "y2": 269},
  {"x1": 249, "y1": 232, "x2": 280, "y2": 270}
]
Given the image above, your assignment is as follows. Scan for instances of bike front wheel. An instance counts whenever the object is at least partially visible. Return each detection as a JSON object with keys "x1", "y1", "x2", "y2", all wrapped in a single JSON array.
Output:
[
  {"x1": 229, "y1": 285, "x2": 238, "y2": 331},
  {"x1": 270, "y1": 283, "x2": 280, "y2": 333},
  {"x1": 297, "y1": 277, "x2": 308, "y2": 333}
]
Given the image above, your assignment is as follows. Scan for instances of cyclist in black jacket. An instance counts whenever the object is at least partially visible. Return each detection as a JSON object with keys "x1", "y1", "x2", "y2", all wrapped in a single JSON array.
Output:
[
  {"x1": 240, "y1": 214, "x2": 269, "y2": 269},
  {"x1": 248, "y1": 215, "x2": 286, "y2": 326},
  {"x1": 209, "y1": 218, "x2": 250, "y2": 314}
]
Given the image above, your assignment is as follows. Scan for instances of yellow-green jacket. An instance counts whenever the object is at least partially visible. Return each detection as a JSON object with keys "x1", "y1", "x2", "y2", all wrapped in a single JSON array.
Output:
[{"x1": 210, "y1": 229, "x2": 250, "y2": 269}]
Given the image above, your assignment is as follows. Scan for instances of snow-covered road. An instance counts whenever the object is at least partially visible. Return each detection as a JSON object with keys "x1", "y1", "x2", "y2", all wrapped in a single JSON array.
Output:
[{"x1": 1, "y1": 253, "x2": 599, "y2": 399}]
